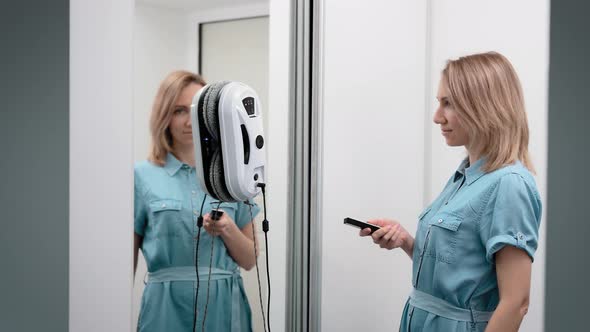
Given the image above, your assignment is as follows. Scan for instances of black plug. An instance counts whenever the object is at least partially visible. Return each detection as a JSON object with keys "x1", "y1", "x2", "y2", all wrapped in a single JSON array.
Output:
[
  {"x1": 197, "y1": 216, "x2": 204, "y2": 228},
  {"x1": 256, "y1": 183, "x2": 269, "y2": 233}
]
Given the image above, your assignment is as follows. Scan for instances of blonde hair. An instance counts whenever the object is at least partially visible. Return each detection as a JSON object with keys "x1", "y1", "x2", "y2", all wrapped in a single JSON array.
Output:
[
  {"x1": 148, "y1": 70, "x2": 206, "y2": 166},
  {"x1": 441, "y1": 52, "x2": 535, "y2": 173}
]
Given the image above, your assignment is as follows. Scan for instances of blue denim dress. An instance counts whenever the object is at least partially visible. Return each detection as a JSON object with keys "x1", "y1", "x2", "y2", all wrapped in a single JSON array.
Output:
[
  {"x1": 134, "y1": 153, "x2": 260, "y2": 331},
  {"x1": 400, "y1": 158, "x2": 542, "y2": 331}
]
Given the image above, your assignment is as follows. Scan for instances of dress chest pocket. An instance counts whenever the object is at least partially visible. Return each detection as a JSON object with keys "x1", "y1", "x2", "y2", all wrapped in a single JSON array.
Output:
[
  {"x1": 424, "y1": 212, "x2": 463, "y2": 264},
  {"x1": 149, "y1": 199, "x2": 183, "y2": 237},
  {"x1": 413, "y1": 207, "x2": 432, "y2": 259},
  {"x1": 415, "y1": 207, "x2": 433, "y2": 237}
]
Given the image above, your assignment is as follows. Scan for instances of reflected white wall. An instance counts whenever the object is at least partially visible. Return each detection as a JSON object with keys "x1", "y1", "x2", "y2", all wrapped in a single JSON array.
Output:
[
  {"x1": 132, "y1": 5, "x2": 190, "y2": 330},
  {"x1": 133, "y1": 4, "x2": 190, "y2": 162},
  {"x1": 132, "y1": 2, "x2": 284, "y2": 332},
  {"x1": 199, "y1": 16, "x2": 270, "y2": 332}
]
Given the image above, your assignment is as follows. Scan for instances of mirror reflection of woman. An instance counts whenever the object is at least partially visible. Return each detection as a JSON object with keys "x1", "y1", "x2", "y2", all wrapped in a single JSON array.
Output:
[
  {"x1": 360, "y1": 52, "x2": 542, "y2": 332},
  {"x1": 134, "y1": 70, "x2": 260, "y2": 331}
]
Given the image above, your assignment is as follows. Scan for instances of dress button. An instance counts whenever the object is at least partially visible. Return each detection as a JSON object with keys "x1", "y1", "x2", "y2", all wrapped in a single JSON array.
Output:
[
  {"x1": 192, "y1": 190, "x2": 196, "y2": 195},
  {"x1": 437, "y1": 219, "x2": 443, "y2": 223},
  {"x1": 519, "y1": 234, "x2": 524, "y2": 239},
  {"x1": 162, "y1": 203, "x2": 166, "y2": 208}
]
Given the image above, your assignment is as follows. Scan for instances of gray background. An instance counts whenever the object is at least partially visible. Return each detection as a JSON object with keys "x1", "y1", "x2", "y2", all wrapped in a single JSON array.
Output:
[
  {"x1": 0, "y1": 0, "x2": 69, "y2": 331},
  {"x1": 1, "y1": 0, "x2": 589, "y2": 331},
  {"x1": 545, "y1": 0, "x2": 590, "y2": 331}
]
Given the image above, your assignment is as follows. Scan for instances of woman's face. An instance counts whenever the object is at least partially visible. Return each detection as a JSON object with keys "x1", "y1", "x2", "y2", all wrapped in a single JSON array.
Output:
[
  {"x1": 434, "y1": 79, "x2": 470, "y2": 147},
  {"x1": 168, "y1": 83, "x2": 202, "y2": 148}
]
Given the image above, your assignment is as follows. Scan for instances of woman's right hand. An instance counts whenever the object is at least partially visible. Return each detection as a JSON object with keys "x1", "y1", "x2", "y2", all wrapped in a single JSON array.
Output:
[{"x1": 359, "y1": 219, "x2": 414, "y2": 258}]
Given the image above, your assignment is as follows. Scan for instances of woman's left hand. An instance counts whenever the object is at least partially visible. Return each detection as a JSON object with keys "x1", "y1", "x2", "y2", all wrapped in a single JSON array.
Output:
[{"x1": 203, "y1": 210, "x2": 236, "y2": 237}]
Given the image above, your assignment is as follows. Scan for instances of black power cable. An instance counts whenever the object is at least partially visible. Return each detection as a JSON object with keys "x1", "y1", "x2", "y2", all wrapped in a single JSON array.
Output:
[
  {"x1": 193, "y1": 194, "x2": 208, "y2": 332},
  {"x1": 257, "y1": 183, "x2": 271, "y2": 332},
  {"x1": 248, "y1": 201, "x2": 268, "y2": 332},
  {"x1": 201, "y1": 201, "x2": 223, "y2": 332}
]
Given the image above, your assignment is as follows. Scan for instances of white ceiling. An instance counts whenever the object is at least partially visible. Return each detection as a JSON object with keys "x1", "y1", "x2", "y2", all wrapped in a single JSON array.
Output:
[{"x1": 136, "y1": 0, "x2": 267, "y2": 11}]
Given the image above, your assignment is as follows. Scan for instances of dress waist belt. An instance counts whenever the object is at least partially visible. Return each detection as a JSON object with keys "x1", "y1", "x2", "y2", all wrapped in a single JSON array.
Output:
[
  {"x1": 147, "y1": 266, "x2": 238, "y2": 283},
  {"x1": 147, "y1": 266, "x2": 243, "y2": 331},
  {"x1": 409, "y1": 289, "x2": 494, "y2": 323}
]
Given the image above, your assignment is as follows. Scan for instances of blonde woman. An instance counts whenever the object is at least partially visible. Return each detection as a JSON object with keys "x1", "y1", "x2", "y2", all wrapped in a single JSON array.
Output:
[
  {"x1": 134, "y1": 70, "x2": 259, "y2": 331},
  {"x1": 360, "y1": 52, "x2": 541, "y2": 332}
]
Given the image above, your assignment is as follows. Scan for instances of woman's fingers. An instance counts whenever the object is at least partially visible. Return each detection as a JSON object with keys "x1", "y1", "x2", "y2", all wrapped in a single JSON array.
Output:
[
  {"x1": 360, "y1": 219, "x2": 406, "y2": 251},
  {"x1": 392, "y1": 226, "x2": 409, "y2": 249},
  {"x1": 374, "y1": 226, "x2": 393, "y2": 246},
  {"x1": 380, "y1": 225, "x2": 403, "y2": 249},
  {"x1": 203, "y1": 220, "x2": 219, "y2": 236},
  {"x1": 359, "y1": 228, "x2": 373, "y2": 237},
  {"x1": 367, "y1": 219, "x2": 390, "y2": 227},
  {"x1": 371, "y1": 225, "x2": 389, "y2": 243},
  {"x1": 382, "y1": 224, "x2": 399, "y2": 242},
  {"x1": 388, "y1": 225, "x2": 401, "y2": 244}
]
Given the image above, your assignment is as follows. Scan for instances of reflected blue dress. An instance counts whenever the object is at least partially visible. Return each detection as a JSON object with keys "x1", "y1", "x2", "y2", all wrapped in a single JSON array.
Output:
[
  {"x1": 134, "y1": 153, "x2": 260, "y2": 331},
  {"x1": 399, "y1": 158, "x2": 542, "y2": 331}
]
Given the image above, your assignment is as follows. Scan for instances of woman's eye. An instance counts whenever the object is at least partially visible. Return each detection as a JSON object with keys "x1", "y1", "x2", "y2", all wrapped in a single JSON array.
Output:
[{"x1": 174, "y1": 108, "x2": 187, "y2": 114}]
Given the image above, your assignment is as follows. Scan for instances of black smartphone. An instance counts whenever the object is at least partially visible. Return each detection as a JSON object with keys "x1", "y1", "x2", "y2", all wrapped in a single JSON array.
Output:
[
  {"x1": 343, "y1": 217, "x2": 381, "y2": 233},
  {"x1": 211, "y1": 209, "x2": 224, "y2": 221}
]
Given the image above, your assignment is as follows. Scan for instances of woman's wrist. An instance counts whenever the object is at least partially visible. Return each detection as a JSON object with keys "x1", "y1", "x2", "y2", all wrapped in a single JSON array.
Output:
[
  {"x1": 219, "y1": 220, "x2": 239, "y2": 239},
  {"x1": 402, "y1": 235, "x2": 414, "y2": 258}
]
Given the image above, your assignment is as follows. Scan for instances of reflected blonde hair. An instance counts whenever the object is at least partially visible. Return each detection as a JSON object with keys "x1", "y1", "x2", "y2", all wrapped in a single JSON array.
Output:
[
  {"x1": 442, "y1": 52, "x2": 534, "y2": 173},
  {"x1": 148, "y1": 70, "x2": 206, "y2": 166}
]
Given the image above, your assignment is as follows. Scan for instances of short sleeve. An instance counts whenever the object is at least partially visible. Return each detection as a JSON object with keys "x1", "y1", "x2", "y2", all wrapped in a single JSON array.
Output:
[
  {"x1": 479, "y1": 173, "x2": 542, "y2": 263},
  {"x1": 134, "y1": 170, "x2": 148, "y2": 236},
  {"x1": 234, "y1": 199, "x2": 261, "y2": 229}
]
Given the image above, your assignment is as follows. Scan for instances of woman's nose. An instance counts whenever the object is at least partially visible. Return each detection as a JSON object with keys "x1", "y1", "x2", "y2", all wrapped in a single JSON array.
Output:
[{"x1": 433, "y1": 107, "x2": 446, "y2": 124}]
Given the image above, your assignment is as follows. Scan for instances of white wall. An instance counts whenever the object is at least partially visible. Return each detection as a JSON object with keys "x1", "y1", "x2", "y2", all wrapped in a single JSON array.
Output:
[
  {"x1": 70, "y1": 0, "x2": 134, "y2": 331},
  {"x1": 427, "y1": 1, "x2": 549, "y2": 331},
  {"x1": 319, "y1": 0, "x2": 549, "y2": 331},
  {"x1": 320, "y1": 1, "x2": 428, "y2": 331}
]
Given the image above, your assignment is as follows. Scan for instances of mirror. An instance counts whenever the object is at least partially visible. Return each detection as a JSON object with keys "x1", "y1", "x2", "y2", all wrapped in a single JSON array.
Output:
[{"x1": 132, "y1": 1, "x2": 276, "y2": 331}]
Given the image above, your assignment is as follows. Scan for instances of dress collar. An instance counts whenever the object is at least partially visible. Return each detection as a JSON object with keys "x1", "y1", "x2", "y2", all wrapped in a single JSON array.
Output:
[
  {"x1": 453, "y1": 157, "x2": 487, "y2": 185},
  {"x1": 163, "y1": 153, "x2": 184, "y2": 176}
]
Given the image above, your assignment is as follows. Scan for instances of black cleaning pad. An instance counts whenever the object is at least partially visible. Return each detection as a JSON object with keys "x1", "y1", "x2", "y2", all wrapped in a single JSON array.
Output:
[
  {"x1": 203, "y1": 81, "x2": 229, "y2": 140},
  {"x1": 209, "y1": 149, "x2": 235, "y2": 202}
]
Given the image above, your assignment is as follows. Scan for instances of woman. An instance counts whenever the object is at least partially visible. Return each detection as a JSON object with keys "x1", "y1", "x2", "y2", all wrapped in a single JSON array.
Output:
[
  {"x1": 134, "y1": 70, "x2": 260, "y2": 331},
  {"x1": 361, "y1": 52, "x2": 542, "y2": 331}
]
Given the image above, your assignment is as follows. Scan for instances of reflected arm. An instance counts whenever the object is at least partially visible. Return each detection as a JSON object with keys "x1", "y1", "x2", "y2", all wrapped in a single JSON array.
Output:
[{"x1": 221, "y1": 221, "x2": 258, "y2": 271}]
